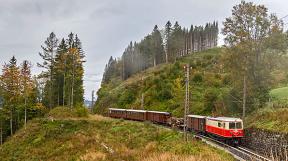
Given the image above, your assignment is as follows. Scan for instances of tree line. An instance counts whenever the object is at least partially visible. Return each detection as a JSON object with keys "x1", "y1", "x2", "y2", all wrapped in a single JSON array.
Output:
[
  {"x1": 0, "y1": 32, "x2": 85, "y2": 144},
  {"x1": 102, "y1": 21, "x2": 218, "y2": 83}
]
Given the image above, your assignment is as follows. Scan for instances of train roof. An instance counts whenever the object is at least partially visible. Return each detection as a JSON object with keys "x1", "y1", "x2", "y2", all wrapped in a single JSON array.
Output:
[
  {"x1": 108, "y1": 108, "x2": 126, "y2": 111},
  {"x1": 187, "y1": 115, "x2": 206, "y2": 118},
  {"x1": 126, "y1": 109, "x2": 146, "y2": 113},
  {"x1": 147, "y1": 111, "x2": 171, "y2": 115},
  {"x1": 207, "y1": 117, "x2": 242, "y2": 122}
]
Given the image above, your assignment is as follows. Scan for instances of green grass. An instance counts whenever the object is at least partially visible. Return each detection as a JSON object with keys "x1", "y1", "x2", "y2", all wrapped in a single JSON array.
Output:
[
  {"x1": 0, "y1": 114, "x2": 234, "y2": 161},
  {"x1": 270, "y1": 86, "x2": 288, "y2": 101},
  {"x1": 245, "y1": 107, "x2": 288, "y2": 133}
]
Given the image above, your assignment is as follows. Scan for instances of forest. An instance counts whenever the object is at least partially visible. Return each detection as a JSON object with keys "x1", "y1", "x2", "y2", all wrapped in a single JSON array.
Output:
[
  {"x1": 102, "y1": 21, "x2": 219, "y2": 82},
  {"x1": 0, "y1": 32, "x2": 86, "y2": 145}
]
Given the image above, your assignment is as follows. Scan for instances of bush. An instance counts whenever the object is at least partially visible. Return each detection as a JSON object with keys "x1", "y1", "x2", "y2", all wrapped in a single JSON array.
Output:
[
  {"x1": 193, "y1": 73, "x2": 203, "y2": 83},
  {"x1": 203, "y1": 89, "x2": 218, "y2": 114},
  {"x1": 222, "y1": 74, "x2": 231, "y2": 85},
  {"x1": 157, "y1": 88, "x2": 173, "y2": 101},
  {"x1": 75, "y1": 105, "x2": 89, "y2": 117}
]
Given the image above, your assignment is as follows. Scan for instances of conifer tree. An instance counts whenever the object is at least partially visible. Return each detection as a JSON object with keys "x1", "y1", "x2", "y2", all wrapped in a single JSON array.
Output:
[
  {"x1": 37, "y1": 32, "x2": 58, "y2": 108},
  {"x1": 164, "y1": 21, "x2": 172, "y2": 63}
]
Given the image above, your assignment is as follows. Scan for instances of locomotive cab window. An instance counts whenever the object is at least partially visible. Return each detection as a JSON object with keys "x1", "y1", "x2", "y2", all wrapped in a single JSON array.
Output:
[{"x1": 229, "y1": 122, "x2": 242, "y2": 129}]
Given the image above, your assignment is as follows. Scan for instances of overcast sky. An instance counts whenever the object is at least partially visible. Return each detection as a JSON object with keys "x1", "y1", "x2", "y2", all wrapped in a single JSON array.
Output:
[{"x1": 0, "y1": 0, "x2": 287, "y2": 100}]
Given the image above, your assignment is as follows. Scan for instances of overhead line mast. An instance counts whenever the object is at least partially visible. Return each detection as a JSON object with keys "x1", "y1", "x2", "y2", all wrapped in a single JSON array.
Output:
[{"x1": 184, "y1": 64, "x2": 191, "y2": 142}]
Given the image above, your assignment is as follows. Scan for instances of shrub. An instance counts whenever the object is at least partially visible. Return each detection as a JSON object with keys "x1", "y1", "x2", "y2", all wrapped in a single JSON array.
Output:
[
  {"x1": 203, "y1": 89, "x2": 218, "y2": 114},
  {"x1": 157, "y1": 88, "x2": 173, "y2": 101},
  {"x1": 193, "y1": 73, "x2": 203, "y2": 83},
  {"x1": 222, "y1": 74, "x2": 231, "y2": 85},
  {"x1": 75, "y1": 105, "x2": 89, "y2": 117}
]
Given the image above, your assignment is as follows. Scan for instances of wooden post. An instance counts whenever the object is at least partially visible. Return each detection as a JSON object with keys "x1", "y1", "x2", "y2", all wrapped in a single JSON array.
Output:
[
  {"x1": 242, "y1": 75, "x2": 246, "y2": 120},
  {"x1": 184, "y1": 64, "x2": 191, "y2": 142}
]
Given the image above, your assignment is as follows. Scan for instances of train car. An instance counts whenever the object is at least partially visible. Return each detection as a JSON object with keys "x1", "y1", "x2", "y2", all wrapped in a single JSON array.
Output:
[
  {"x1": 146, "y1": 111, "x2": 171, "y2": 124},
  {"x1": 126, "y1": 109, "x2": 147, "y2": 121},
  {"x1": 187, "y1": 115, "x2": 206, "y2": 133},
  {"x1": 108, "y1": 108, "x2": 127, "y2": 119},
  {"x1": 205, "y1": 117, "x2": 244, "y2": 144}
]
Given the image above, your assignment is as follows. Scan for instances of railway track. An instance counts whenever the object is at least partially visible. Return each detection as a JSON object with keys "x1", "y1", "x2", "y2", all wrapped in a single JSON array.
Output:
[{"x1": 195, "y1": 134, "x2": 271, "y2": 161}]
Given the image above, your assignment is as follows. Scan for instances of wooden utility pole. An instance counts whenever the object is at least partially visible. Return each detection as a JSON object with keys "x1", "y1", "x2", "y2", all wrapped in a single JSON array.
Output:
[
  {"x1": 141, "y1": 77, "x2": 144, "y2": 110},
  {"x1": 0, "y1": 119, "x2": 2, "y2": 145},
  {"x1": 242, "y1": 75, "x2": 247, "y2": 120},
  {"x1": 91, "y1": 90, "x2": 95, "y2": 108},
  {"x1": 0, "y1": 108, "x2": 2, "y2": 145},
  {"x1": 184, "y1": 64, "x2": 190, "y2": 142}
]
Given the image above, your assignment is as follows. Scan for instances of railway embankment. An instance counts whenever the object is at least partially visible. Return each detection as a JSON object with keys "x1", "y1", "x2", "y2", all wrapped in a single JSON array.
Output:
[
  {"x1": 243, "y1": 128, "x2": 288, "y2": 160},
  {"x1": 244, "y1": 107, "x2": 288, "y2": 160}
]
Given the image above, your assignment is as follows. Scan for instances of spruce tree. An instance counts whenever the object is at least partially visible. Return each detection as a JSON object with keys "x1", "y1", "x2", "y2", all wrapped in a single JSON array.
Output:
[{"x1": 37, "y1": 32, "x2": 58, "y2": 108}]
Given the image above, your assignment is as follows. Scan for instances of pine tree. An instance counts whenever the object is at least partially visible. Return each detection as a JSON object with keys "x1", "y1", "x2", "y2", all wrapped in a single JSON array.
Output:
[
  {"x1": 164, "y1": 21, "x2": 172, "y2": 63},
  {"x1": 54, "y1": 39, "x2": 68, "y2": 106},
  {"x1": 65, "y1": 33, "x2": 85, "y2": 108},
  {"x1": 37, "y1": 32, "x2": 58, "y2": 108},
  {"x1": 151, "y1": 25, "x2": 165, "y2": 66}
]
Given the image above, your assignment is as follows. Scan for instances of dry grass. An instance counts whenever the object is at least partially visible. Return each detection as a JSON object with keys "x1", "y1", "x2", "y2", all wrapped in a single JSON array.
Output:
[
  {"x1": 141, "y1": 152, "x2": 230, "y2": 161},
  {"x1": 0, "y1": 114, "x2": 234, "y2": 161}
]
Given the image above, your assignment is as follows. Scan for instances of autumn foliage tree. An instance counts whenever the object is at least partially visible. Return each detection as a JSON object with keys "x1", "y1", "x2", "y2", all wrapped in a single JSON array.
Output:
[{"x1": 222, "y1": 1, "x2": 287, "y2": 117}]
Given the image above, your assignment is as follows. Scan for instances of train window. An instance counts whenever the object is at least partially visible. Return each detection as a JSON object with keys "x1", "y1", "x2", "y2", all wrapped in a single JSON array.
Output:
[
  {"x1": 236, "y1": 122, "x2": 242, "y2": 129},
  {"x1": 218, "y1": 122, "x2": 221, "y2": 127},
  {"x1": 229, "y1": 122, "x2": 242, "y2": 129},
  {"x1": 229, "y1": 122, "x2": 236, "y2": 129}
]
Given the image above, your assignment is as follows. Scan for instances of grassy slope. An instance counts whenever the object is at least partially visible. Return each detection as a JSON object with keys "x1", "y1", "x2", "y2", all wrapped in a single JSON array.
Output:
[
  {"x1": 95, "y1": 48, "x2": 236, "y2": 117},
  {"x1": 246, "y1": 107, "x2": 288, "y2": 133},
  {"x1": 245, "y1": 87, "x2": 288, "y2": 133},
  {"x1": 270, "y1": 86, "x2": 288, "y2": 99},
  {"x1": 0, "y1": 108, "x2": 233, "y2": 161},
  {"x1": 270, "y1": 86, "x2": 288, "y2": 106}
]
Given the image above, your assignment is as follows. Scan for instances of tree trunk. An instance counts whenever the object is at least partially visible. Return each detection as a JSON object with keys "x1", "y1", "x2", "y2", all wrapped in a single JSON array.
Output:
[
  {"x1": 24, "y1": 96, "x2": 27, "y2": 130},
  {"x1": 242, "y1": 75, "x2": 247, "y2": 120},
  {"x1": 0, "y1": 119, "x2": 2, "y2": 145},
  {"x1": 63, "y1": 73, "x2": 65, "y2": 106},
  {"x1": 71, "y1": 52, "x2": 75, "y2": 108},
  {"x1": 165, "y1": 51, "x2": 168, "y2": 63},
  {"x1": 10, "y1": 110, "x2": 13, "y2": 136}
]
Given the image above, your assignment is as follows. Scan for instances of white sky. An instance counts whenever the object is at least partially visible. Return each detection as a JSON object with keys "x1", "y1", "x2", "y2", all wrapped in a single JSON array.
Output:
[{"x1": 0, "y1": 0, "x2": 287, "y2": 100}]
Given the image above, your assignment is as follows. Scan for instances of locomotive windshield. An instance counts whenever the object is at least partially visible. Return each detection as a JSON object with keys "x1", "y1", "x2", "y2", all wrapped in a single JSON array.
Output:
[{"x1": 229, "y1": 122, "x2": 242, "y2": 129}]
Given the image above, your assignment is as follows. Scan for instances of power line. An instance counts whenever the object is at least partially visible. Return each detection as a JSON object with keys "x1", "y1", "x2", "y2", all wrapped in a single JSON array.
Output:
[{"x1": 280, "y1": 14, "x2": 288, "y2": 20}]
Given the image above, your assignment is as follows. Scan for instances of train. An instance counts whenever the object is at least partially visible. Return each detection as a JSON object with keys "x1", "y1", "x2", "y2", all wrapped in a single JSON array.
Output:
[{"x1": 108, "y1": 108, "x2": 244, "y2": 145}]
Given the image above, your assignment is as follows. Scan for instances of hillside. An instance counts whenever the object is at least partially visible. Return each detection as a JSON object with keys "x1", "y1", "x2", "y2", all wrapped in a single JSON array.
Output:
[
  {"x1": 270, "y1": 86, "x2": 288, "y2": 106},
  {"x1": 245, "y1": 107, "x2": 288, "y2": 133},
  {"x1": 95, "y1": 48, "x2": 239, "y2": 117},
  {"x1": 0, "y1": 107, "x2": 233, "y2": 161},
  {"x1": 245, "y1": 86, "x2": 288, "y2": 133}
]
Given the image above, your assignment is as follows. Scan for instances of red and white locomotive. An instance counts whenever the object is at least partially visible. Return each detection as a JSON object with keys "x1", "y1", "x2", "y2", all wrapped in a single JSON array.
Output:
[{"x1": 187, "y1": 115, "x2": 244, "y2": 145}]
